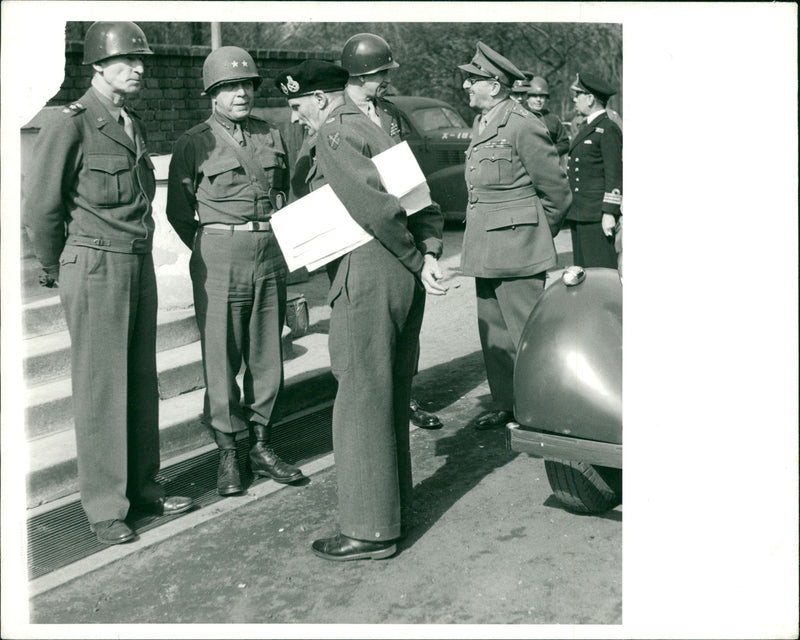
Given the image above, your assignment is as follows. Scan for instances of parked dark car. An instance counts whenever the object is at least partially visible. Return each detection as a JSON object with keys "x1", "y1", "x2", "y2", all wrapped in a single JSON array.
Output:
[
  {"x1": 507, "y1": 266, "x2": 622, "y2": 514},
  {"x1": 383, "y1": 96, "x2": 472, "y2": 222}
]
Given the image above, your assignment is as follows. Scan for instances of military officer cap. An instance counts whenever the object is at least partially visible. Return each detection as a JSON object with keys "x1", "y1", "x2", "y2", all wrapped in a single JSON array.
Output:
[
  {"x1": 274, "y1": 60, "x2": 349, "y2": 97},
  {"x1": 458, "y1": 41, "x2": 526, "y2": 87},
  {"x1": 571, "y1": 71, "x2": 617, "y2": 101},
  {"x1": 511, "y1": 79, "x2": 530, "y2": 94}
]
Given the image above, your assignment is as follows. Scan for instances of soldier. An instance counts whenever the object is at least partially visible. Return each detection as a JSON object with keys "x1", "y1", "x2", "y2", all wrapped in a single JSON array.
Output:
[
  {"x1": 566, "y1": 71, "x2": 623, "y2": 269},
  {"x1": 23, "y1": 22, "x2": 193, "y2": 545},
  {"x1": 340, "y1": 32, "x2": 445, "y2": 430},
  {"x1": 167, "y1": 46, "x2": 303, "y2": 497},
  {"x1": 458, "y1": 42, "x2": 572, "y2": 430},
  {"x1": 274, "y1": 60, "x2": 445, "y2": 560},
  {"x1": 524, "y1": 76, "x2": 570, "y2": 158}
]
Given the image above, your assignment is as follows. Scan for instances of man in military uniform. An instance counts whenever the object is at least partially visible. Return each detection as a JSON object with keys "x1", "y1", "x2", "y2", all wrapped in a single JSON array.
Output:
[
  {"x1": 167, "y1": 46, "x2": 303, "y2": 497},
  {"x1": 566, "y1": 71, "x2": 623, "y2": 269},
  {"x1": 23, "y1": 22, "x2": 193, "y2": 545},
  {"x1": 458, "y1": 42, "x2": 572, "y2": 430},
  {"x1": 274, "y1": 60, "x2": 445, "y2": 560},
  {"x1": 519, "y1": 76, "x2": 570, "y2": 158},
  {"x1": 340, "y1": 32, "x2": 445, "y2": 431}
]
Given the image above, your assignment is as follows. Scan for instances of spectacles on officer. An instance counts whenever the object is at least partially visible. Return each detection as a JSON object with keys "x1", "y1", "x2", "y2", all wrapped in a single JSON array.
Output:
[
  {"x1": 573, "y1": 89, "x2": 591, "y2": 96},
  {"x1": 463, "y1": 75, "x2": 496, "y2": 88}
]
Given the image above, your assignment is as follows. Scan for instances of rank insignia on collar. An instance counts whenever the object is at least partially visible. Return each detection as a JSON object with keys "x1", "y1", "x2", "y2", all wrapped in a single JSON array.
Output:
[
  {"x1": 595, "y1": 127, "x2": 604, "y2": 133},
  {"x1": 327, "y1": 131, "x2": 341, "y2": 149},
  {"x1": 390, "y1": 121, "x2": 400, "y2": 137}
]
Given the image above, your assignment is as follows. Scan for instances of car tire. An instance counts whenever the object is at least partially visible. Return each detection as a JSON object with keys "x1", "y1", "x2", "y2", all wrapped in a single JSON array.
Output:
[{"x1": 544, "y1": 460, "x2": 622, "y2": 514}]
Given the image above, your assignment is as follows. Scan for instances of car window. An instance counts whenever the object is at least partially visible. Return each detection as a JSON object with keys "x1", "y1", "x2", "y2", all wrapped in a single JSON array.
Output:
[{"x1": 409, "y1": 107, "x2": 469, "y2": 132}]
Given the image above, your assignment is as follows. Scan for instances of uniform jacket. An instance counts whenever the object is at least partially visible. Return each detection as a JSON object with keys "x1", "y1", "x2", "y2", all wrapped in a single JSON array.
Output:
[
  {"x1": 312, "y1": 102, "x2": 443, "y2": 274},
  {"x1": 23, "y1": 88, "x2": 156, "y2": 269},
  {"x1": 461, "y1": 98, "x2": 572, "y2": 278},
  {"x1": 532, "y1": 108, "x2": 570, "y2": 156},
  {"x1": 566, "y1": 112, "x2": 622, "y2": 222},
  {"x1": 167, "y1": 113, "x2": 289, "y2": 248}
]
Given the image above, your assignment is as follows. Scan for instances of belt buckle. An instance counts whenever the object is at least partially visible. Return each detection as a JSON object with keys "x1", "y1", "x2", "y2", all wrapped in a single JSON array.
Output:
[{"x1": 252, "y1": 221, "x2": 263, "y2": 231}]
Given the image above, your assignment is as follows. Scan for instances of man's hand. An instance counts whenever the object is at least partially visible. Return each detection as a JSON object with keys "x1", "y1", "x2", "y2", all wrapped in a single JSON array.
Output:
[
  {"x1": 38, "y1": 266, "x2": 59, "y2": 288},
  {"x1": 601, "y1": 213, "x2": 617, "y2": 237},
  {"x1": 420, "y1": 254, "x2": 448, "y2": 296}
]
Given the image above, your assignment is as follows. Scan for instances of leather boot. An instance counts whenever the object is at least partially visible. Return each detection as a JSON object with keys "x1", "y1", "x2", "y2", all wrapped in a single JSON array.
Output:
[
  {"x1": 213, "y1": 429, "x2": 243, "y2": 496},
  {"x1": 249, "y1": 423, "x2": 304, "y2": 484}
]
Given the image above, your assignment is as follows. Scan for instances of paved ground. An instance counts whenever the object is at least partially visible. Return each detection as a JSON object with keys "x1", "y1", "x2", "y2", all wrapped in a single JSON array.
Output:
[{"x1": 25, "y1": 227, "x2": 622, "y2": 626}]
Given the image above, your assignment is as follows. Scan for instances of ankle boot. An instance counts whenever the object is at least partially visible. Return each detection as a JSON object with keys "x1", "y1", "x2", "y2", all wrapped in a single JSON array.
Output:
[
  {"x1": 213, "y1": 429, "x2": 243, "y2": 496},
  {"x1": 249, "y1": 423, "x2": 304, "y2": 484}
]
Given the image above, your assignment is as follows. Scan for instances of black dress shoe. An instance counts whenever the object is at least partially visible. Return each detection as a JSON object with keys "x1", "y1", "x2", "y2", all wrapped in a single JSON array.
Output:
[
  {"x1": 410, "y1": 398, "x2": 443, "y2": 430},
  {"x1": 91, "y1": 519, "x2": 135, "y2": 545},
  {"x1": 250, "y1": 443, "x2": 304, "y2": 484},
  {"x1": 312, "y1": 534, "x2": 397, "y2": 561},
  {"x1": 217, "y1": 449, "x2": 244, "y2": 495},
  {"x1": 133, "y1": 496, "x2": 194, "y2": 516},
  {"x1": 474, "y1": 409, "x2": 514, "y2": 430}
]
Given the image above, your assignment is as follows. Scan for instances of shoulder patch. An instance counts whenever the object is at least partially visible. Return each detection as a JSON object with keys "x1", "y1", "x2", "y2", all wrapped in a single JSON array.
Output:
[
  {"x1": 62, "y1": 102, "x2": 85, "y2": 116},
  {"x1": 327, "y1": 131, "x2": 341, "y2": 150}
]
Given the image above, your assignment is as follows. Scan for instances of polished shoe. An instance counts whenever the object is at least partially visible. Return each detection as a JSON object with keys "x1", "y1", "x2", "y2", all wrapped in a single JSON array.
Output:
[
  {"x1": 311, "y1": 534, "x2": 397, "y2": 561},
  {"x1": 249, "y1": 423, "x2": 304, "y2": 484},
  {"x1": 217, "y1": 449, "x2": 244, "y2": 495},
  {"x1": 91, "y1": 519, "x2": 135, "y2": 545},
  {"x1": 250, "y1": 442, "x2": 304, "y2": 483},
  {"x1": 410, "y1": 398, "x2": 443, "y2": 430},
  {"x1": 474, "y1": 409, "x2": 514, "y2": 430},
  {"x1": 133, "y1": 495, "x2": 194, "y2": 516}
]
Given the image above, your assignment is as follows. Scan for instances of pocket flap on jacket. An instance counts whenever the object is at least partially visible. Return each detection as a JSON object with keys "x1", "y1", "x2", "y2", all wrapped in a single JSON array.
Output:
[
  {"x1": 484, "y1": 205, "x2": 539, "y2": 230},
  {"x1": 479, "y1": 146, "x2": 512, "y2": 163},
  {"x1": 87, "y1": 154, "x2": 129, "y2": 175},
  {"x1": 258, "y1": 148, "x2": 286, "y2": 169},
  {"x1": 59, "y1": 250, "x2": 79, "y2": 265},
  {"x1": 203, "y1": 156, "x2": 242, "y2": 177}
]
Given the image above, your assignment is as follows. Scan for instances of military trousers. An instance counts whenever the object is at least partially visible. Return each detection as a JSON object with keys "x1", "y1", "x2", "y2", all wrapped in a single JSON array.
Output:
[
  {"x1": 58, "y1": 246, "x2": 163, "y2": 524},
  {"x1": 475, "y1": 274, "x2": 546, "y2": 411},
  {"x1": 190, "y1": 227, "x2": 287, "y2": 435},
  {"x1": 569, "y1": 220, "x2": 618, "y2": 269},
  {"x1": 328, "y1": 240, "x2": 425, "y2": 542}
]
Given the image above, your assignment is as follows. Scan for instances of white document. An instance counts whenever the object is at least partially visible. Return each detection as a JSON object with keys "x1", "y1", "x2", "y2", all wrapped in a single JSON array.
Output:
[
  {"x1": 371, "y1": 141, "x2": 433, "y2": 214},
  {"x1": 271, "y1": 142, "x2": 432, "y2": 273},
  {"x1": 269, "y1": 184, "x2": 372, "y2": 273}
]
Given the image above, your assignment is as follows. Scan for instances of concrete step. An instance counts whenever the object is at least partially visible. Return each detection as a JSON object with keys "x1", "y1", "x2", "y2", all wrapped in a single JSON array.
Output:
[
  {"x1": 25, "y1": 339, "x2": 204, "y2": 441},
  {"x1": 22, "y1": 295, "x2": 66, "y2": 337},
  {"x1": 25, "y1": 331, "x2": 334, "y2": 509},
  {"x1": 23, "y1": 308, "x2": 200, "y2": 385}
]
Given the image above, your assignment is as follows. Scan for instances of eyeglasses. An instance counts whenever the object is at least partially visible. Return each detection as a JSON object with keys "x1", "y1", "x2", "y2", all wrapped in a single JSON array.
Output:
[
  {"x1": 528, "y1": 94, "x2": 548, "y2": 98},
  {"x1": 573, "y1": 90, "x2": 591, "y2": 96},
  {"x1": 464, "y1": 75, "x2": 493, "y2": 87}
]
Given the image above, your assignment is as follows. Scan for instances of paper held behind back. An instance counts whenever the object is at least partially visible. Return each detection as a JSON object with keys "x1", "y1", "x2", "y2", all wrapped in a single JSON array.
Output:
[
  {"x1": 270, "y1": 141, "x2": 433, "y2": 272},
  {"x1": 372, "y1": 141, "x2": 432, "y2": 214}
]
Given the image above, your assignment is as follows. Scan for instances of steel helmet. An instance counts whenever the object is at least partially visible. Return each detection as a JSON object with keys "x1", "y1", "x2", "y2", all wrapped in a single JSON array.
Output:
[
  {"x1": 83, "y1": 21, "x2": 153, "y2": 65},
  {"x1": 341, "y1": 33, "x2": 399, "y2": 76},
  {"x1": 528, "y1": 76, "x2": 550, "y2": 96},
  {"x1": 203, "y1": 46, "x2": 262, "y2": 95}
]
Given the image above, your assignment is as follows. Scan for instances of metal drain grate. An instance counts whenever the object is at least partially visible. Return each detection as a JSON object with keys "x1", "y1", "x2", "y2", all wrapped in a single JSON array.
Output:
[{"x1": 27, "y1": 403, "x2": 333, "y2": 579}]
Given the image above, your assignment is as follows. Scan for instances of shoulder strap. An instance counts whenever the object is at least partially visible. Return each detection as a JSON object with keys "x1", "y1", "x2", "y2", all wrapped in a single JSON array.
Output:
[{"x1": 207, "y1": 116, "x2": 272, "y2": 195}]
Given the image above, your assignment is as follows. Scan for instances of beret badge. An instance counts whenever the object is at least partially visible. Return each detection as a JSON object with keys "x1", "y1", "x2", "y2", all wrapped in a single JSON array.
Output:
[{"x1": 280, "y1": 75, "x2": 300, "y2": 95}]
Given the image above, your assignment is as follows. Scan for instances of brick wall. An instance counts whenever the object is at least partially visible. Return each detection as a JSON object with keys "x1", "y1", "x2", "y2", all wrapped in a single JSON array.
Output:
[{"x1": 49, "y1": 42, "x2": 336, "y2": 154}]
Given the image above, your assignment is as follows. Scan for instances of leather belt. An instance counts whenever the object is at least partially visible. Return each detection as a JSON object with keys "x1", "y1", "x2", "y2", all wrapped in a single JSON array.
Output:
[{"x1": 204, "y1": 221, "x2": 271, "y2": 232}]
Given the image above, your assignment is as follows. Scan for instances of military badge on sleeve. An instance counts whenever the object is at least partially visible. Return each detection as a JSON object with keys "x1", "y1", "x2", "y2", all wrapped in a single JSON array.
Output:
[{"x1": 327, "y1": 131, "x2": 341, "y2": 150}]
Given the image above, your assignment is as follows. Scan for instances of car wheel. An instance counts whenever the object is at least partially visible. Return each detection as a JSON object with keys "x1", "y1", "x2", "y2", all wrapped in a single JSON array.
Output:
[{"x1": 544, "y1": 460, "x2": 622, "y2": 514}]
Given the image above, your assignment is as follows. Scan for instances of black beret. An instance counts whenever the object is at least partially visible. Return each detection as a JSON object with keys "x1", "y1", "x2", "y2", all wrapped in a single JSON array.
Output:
[
  {"x1": 570, "y1": 71, "x2": 617, "y2": 101},
  {"x1": 274, "y1": 60, "x2": 349, "y2": 97}
]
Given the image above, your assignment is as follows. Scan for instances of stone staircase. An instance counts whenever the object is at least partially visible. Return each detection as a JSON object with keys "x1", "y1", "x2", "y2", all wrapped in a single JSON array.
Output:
[{"x1": 22, "y1": 251, "x2": 335, "y2": 510}]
